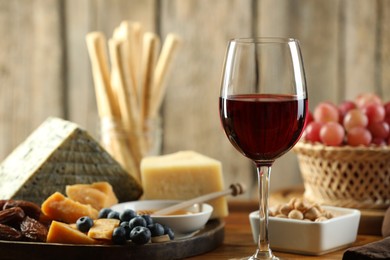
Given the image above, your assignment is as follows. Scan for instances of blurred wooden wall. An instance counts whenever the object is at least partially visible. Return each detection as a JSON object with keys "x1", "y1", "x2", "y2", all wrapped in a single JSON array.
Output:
[{"x1": 1, "y1": 0, "x2": 389, "y2": 198}]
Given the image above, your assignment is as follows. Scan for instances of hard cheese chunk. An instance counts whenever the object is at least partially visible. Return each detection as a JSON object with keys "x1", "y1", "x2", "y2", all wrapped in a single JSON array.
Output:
[
  {"x1": 87, "y1": 218, "x2": 120, "y2": 240},
  {"x1": 47, "y1": 221, "x2": 96, "y2": 245},
  {"x1": 0, "y1": 117, "x2": 142, "y2": 205},
  {"x1": 66, "y1": 182, "x2": 118, "y2": 210},
  {"x1": 41, "y1": 192, "x2": 99, "y2": 223},
  {"x1": 89, "y1": 182, "x2": 118, "y2": 207},
  {"x1": 140, "y1": 151, "x2": 228, "y2": 219}
]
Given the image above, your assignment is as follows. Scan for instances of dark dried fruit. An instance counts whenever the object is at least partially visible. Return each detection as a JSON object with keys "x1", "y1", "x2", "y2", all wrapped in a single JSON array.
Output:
[
  {"x1": 0, "y1": 200, "x2": 8, "y2": 210},
  {"x1": 0, "y1": 207, "x2": 25, "y2": 225},
  {"x1": 3, "y1": 200, "x2": 41, "y2": 220},
  {"x1": 20, "y1": 216, "x2": 48, "y2": 242},
  {"x1": 0, "y1": 223, "x2": 22, "y2": 241}
]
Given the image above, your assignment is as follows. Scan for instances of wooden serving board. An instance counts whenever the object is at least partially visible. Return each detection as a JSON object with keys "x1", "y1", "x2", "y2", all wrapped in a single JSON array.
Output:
[{"x1": 0, "y1": 219, "x2": 224, "y2": 260}]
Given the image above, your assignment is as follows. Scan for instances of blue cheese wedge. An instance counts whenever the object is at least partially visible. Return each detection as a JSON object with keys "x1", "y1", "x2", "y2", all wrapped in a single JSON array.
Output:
[{"x1": 0, "y1": 117, "x2": 142, "y2": 204}]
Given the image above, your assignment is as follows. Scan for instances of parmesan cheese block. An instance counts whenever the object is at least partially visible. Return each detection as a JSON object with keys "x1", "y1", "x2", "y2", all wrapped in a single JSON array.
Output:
[
  {"x1": 0, "y1": 117, "x2": 142, "y2": 205},
  {"x1": 140, "y1": 151, "x2": 228, "y2": 219}
]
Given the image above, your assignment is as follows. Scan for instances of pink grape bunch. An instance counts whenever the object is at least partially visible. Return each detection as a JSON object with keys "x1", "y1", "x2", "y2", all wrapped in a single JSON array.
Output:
[{"x1": 303, "y1": 93, "x2": 390, "y2": 146}]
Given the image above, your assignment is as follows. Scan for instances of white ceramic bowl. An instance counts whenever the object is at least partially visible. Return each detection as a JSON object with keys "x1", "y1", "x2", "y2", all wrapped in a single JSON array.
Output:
[
  {"x1": 111, "y1": 200, "x2": 213, "y2": 235},
  {"x1": 249, "y1": 206, "x2": 360, "y2": 255}
]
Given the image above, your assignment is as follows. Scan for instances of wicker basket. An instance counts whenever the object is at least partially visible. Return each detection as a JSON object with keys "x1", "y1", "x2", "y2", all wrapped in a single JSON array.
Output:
[{"x1": 293, "y1": 142, "x2": 390, "y2": 209}]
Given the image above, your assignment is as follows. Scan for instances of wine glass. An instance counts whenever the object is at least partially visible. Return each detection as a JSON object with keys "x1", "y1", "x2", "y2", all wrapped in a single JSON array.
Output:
[{"x1": 219, "y1": 38, "x2": 308, "y2": 260}]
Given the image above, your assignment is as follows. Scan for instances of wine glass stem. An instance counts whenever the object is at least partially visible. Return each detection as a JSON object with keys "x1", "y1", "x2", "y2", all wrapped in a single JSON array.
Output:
[{"x1": 251, "y1": 164, "x2": 277, "y2": 260}]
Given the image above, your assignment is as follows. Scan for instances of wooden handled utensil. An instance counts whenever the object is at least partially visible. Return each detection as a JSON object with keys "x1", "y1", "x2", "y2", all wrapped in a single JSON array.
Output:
[{"x1": 140, "y1": 183, "x2": 245, "y2": 216}]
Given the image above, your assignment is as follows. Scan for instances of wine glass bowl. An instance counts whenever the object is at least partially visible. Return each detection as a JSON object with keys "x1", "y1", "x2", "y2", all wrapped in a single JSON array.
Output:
[
  {"x1": 219, "y1": 38, "x2": 308, "y2": 260},
  {"x1": 219, "y1": 94, "x2": 307, "y2": 164}
]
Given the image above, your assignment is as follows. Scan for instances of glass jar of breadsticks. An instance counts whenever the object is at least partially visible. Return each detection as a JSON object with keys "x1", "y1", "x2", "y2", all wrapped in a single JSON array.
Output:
[
  {"x1": 100, "y1": 115, "x2": 162, "y2": 177},
  {"x1": 86, "y1": 21, "x2": 181, "y2": 183}
]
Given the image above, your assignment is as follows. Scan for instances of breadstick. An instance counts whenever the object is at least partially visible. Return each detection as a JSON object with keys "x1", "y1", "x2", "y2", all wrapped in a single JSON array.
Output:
[
  {"x1": 108, "y1": 38, "x2": 143, "y2": 181},
  {"x1": 85, "y1": 32, "x2": 119, "y2": 118},
  {"x1": 131, "y1": 22, "x2": 143, "y2": 95},
  {"x1": 150, "y1": 33, "x2": 181, "y2": 117},
  {"x1": 140, "y1": 32, "x2": 160, "y2": 130},
  {"x1": 114, "y1": 21, "x2": 140, "y2": 107},
  {"x1": 113, "y1": 22, "x2": 141, "y2": 125}
]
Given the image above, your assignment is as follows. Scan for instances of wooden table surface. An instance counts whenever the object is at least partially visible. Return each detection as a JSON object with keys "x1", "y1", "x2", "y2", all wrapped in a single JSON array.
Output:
[{"x1": 188, "y1": 201, "x2": 383, "y2": 260}]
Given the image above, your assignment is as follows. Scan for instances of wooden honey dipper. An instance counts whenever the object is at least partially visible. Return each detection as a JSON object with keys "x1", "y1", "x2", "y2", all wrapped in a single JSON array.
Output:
[{"x1": 140, "y1": 183, "x2": 245, "y2": 216}]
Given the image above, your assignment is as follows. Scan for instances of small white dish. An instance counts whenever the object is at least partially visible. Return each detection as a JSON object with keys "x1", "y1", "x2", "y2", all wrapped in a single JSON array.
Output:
[
  {"x1": 249, "y1": 206, "x2": 360, "y2": 255},
  {"x1": 111, "y1": 200, "x2": 213, "y2": 235}
]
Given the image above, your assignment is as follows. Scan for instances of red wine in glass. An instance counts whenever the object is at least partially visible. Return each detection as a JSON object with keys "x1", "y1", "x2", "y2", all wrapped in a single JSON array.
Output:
[{"x1": 219, "y1": 94, "x2": 307, "y2": 164}]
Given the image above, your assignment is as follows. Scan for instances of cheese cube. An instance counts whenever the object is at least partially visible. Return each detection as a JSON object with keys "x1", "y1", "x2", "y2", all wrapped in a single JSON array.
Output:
[{"x1": 140, "y1": 151, "x2": 228, "y2": 219}]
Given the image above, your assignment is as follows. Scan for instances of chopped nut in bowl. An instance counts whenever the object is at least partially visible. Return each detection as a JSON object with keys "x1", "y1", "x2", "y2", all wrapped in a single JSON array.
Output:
[
  {"x1": 269, "y1": 198, "x2": 334, "y2": 222},
  {"x1": 249, "y1": 198, "x2": 361, "y2": 255}
]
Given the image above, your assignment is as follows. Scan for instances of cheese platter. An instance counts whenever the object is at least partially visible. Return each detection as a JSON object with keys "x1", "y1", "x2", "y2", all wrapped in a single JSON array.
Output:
[
  {"x1": 0, "y1": 219, "x2": 224, "y2": 260},
  {"x1": 0, "y1": 118, "x2": 238, "y2": 259}
]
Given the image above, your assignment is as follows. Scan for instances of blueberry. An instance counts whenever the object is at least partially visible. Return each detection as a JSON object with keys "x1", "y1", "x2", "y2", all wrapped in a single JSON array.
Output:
[
  {"x1": 76, "y1": 216, "x2": 94, "y2": 232},
  {"x1": 163, "y1": 225, "x2": 175, "y2": 240},
  {"x1": 129, "y1": 216, "x2": 147, "y2": 230},
  {"x1": 120, "y1": 209, "x2": 137, "y2": 222},
  {"x1": 107, "y1": 211, "x2": 120, "y2": 220},
  {"x1": 148, "y1": 223, "x2": 165, "y2": 237},
  {"x1": 141, "y1": 214, "x2": 153, "y2": 225},
  {"x1": 112, "y1": 226, "x2": 127, "y2": 245},
  {"x1": 130, "y1": 226, "x2": 151, "y2": 245},
  {"x1": 120, "y1": 221, "x2": 131, "y2": 239},
  {"x1": 98, "y1": 208, "x2": 113, "y2": 219}
]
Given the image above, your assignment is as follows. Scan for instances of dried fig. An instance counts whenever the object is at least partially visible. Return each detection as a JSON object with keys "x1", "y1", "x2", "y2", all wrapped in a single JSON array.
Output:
[
  {"x1": 0, "y1": 207, "x2": 25, "y2": 225},
  {"x1": 3, "y1": 200, "x2": 41, "y2": 220},
  {"x1": 0, "y1": 200, "x2": 8, "y2": 210},
  {"x1": 20, "y1": 216, "x2": 48, "y2": 242},
  {"x1": 0, "y1": 223, "x2": 22, "y2": 241}
]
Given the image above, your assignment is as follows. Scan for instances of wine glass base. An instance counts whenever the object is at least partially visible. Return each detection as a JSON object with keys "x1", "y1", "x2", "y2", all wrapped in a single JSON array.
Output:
[
  {"x1": 230, "y1": 254, "x2": 279, "y2": 260},
  {"x1": 229, "y1": 256, "x2": 279, "y2": 260},
  {"x1": 248, "y1": 256, "x2": 279, "y2": 260}
]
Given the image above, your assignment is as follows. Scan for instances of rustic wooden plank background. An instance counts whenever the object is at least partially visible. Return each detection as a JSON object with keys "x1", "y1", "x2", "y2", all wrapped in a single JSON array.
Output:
[{"x1": 1, "y1": 0, "x2": 389, "y2": 199}]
